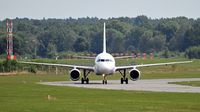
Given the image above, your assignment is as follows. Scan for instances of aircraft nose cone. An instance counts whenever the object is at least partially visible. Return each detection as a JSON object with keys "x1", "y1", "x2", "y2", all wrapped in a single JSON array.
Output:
[
  {"x1": 102, "y1": 64, "x2": 110, "y2": 71},
  {"x1": 98, "y1": 64, "x2": 114, "y2": 74}
]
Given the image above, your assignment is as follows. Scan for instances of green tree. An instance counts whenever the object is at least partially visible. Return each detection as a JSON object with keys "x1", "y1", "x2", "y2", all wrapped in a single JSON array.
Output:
[
  {"x1": 90, "y1": 32, "x2": 103, "y2": 53},
  {"x1": 182, "y1": 20, "x2": 200, "y2": 51},
  {"x1": 125, "y1": 27, "x2": 144, "y2": 51},
  {"x1": 47, "y1": 42, "x2": 57, "y2": 58},
  {"x1": 1, "y1": 16, "x2": 199, "y2": 58},
  {"x1": 73, "y1": 37, "x2": 89, "y2": 52},
  {"x1": 108, "y1": 20, "x2": 132, "y2": 34},
  {"x1": 135, "y1": 15, "x2": 148, "y2": 24},
  {"x1": 106, "y1": 29, "x2": 125, "y2": 53},
  {"x1": 158, "y1": 20, "x2": 180, "y2": 42},
  {"x1": 0, "y1": 36, "x2": 6, "y2": 55},
  {"x1": 186, "y1": 46, "x2": 200, "y2": 59}
]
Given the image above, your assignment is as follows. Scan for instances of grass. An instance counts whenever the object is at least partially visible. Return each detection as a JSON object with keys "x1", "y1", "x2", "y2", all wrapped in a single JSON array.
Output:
[
  {"x1": 0, "y1": 75, "x2": 200, "y2": 112},
  {"x1": 169, "y1": 81, "x2": 200, "y2": 87},
  {"x1": 0, "y1": 58, "x2": 199, "y2": 112}
]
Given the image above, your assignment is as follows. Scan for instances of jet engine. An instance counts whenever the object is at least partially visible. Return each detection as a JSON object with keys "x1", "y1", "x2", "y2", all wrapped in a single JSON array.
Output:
[
  {"x1": 129, "y1": 69, "x2": 140, "y2": 81},
  {"x1": 70, "y1": 69, "x2": 80, "y2": 81}
]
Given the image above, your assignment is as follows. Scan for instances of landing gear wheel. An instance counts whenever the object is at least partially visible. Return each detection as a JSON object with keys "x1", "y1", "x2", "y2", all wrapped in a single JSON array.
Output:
[
  {"x1": 81, "y1": 78, "x2": 84, "y2": 84},
  {"x1": 120, "y1": 78, "x2": 128, "y2": 84},
  {"x1": 125, "y1": 78, "x2": 128, "y2": 84},
  {"x1": 119, "y1": 69, "x2": 129, "y2": 84},
  {"x1": 81, "y1": 78, "x2": 89, "y2": 84},
  {"x1": 121, "y1": 78, "x2": 123, "y2": 84},
  {"x1": 86, "y1": 78, "x2": 89, "y2": 84},
  {"x1": 103, "y1": 80, "x2": 107, "y2": 84},
  {"x1": 81, "y1": 70, "x2": 91, "y2": 84}
]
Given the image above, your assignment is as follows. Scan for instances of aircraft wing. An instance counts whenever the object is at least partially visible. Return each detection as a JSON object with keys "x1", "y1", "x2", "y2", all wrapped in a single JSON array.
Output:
[
  {"x1": 72, "y1": 56, "x2": 134, "y2": 59},
  {"x1": 114, "y1": 56, "x2": 134, "y2": 59},
  {"x1": 115, "y1": 61, "x2": 192, "y2": 71},
  {"x1": 72, "y1": 55, "x2": 95, "y2": 59},
  {"x1": 18, "y1": 61, "x2": 94, "y2": 71}
]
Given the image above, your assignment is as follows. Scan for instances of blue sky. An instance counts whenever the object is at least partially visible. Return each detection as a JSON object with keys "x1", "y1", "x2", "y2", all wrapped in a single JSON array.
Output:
[{"x1": 0, "y1": 0, "x2": 199, "y2": 20}]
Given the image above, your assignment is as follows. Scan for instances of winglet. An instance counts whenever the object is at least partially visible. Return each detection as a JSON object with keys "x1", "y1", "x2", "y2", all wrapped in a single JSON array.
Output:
[{"x1": 103, "y1": 22, "x2": 106, "y2": 53}]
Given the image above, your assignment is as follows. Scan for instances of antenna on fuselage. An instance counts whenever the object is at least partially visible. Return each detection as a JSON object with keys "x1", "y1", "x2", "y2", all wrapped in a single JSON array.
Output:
[{"x1": 103, "y1": 22, "x2": 106, "y2": 53}]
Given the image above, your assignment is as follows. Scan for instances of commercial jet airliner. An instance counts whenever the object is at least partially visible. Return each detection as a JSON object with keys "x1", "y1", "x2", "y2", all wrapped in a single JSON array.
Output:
[{"x1": 19, "y1": 23, "x2": 192, "y2": 84}]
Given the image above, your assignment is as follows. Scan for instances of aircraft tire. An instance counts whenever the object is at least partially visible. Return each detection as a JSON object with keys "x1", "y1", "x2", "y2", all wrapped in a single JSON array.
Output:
[
  {"x1": 121, "y1": 78, "x2": 123, "y2": 84},
  {"x1": 105, "y1": 80, "x2": 107, "y2": 84},
  {"x1": 86, "y1": 78, "x2": 89, "y2": 84},
  {"x1": 125, "y1": 78, "x2": 128, "y2": 84},
  {"x1": 81, "y1": 78, "x2": 84, "y2": 84}
]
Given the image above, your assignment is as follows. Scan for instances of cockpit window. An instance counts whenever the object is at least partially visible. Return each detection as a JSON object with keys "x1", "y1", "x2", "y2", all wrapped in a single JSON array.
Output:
[{"x1": 97, "y1": 59, "x2": 112, "y2": 62}]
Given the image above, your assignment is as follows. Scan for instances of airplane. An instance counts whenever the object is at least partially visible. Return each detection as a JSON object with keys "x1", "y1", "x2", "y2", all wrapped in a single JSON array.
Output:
[{"x1": 19, "y1": 23, "x2": 192, "y2": 84}]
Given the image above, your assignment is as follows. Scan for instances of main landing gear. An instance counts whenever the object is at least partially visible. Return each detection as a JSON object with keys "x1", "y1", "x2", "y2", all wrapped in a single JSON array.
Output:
[
  {"x1": 102, "y1": 74, "x2": 107, "y2": 84},
  {"x1": 81, "y1": 70, "x2": 91, "y2": 84},
  {"x1": 119, "y1": 69, "x2": 128, "y2": 84}
]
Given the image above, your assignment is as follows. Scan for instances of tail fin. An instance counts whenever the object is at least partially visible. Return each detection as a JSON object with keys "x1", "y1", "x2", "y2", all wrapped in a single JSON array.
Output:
[{"x1": 103, "y1": 23, "x2": 106, "y2": 53}]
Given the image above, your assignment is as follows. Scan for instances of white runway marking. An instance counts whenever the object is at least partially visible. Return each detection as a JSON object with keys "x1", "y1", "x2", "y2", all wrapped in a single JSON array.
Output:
[{"x1": 39, "y1": 78, "x2": 200, "y2": 93}]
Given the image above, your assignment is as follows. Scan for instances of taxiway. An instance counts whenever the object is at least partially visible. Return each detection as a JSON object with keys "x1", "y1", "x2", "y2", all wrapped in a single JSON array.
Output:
[{"x1": 39, "y1": 78, "x2": 200, "y2": 93}]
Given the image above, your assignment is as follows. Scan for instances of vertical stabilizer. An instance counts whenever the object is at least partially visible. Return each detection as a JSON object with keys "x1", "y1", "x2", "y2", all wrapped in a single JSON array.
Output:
[{"x1": 103, "y1": 23, "x2": 106, "y2": 53}]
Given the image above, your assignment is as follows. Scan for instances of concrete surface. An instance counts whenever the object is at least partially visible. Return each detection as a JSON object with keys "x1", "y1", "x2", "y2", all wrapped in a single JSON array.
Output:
[{"x1": 39, "y1": 78, "x2": 200, "y2": 93}]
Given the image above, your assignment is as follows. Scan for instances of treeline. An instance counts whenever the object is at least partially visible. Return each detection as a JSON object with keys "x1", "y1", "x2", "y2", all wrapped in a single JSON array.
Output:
[{"x1": 0, "y1": 16, "x2": 200, "y2": 59}]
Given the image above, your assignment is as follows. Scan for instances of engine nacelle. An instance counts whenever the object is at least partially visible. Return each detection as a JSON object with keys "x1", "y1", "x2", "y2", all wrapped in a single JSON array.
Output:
[
  {"x1": 69, "y1": 69, "x2": 80, "y2": 81},
  {"x1": 129, "y1": 69, "x2": 140, "y2": 81}
]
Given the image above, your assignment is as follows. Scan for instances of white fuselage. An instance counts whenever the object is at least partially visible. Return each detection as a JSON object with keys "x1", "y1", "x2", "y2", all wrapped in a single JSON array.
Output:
[{"x1": 94, "y1": 52, "x2": 115, "y2": 75}]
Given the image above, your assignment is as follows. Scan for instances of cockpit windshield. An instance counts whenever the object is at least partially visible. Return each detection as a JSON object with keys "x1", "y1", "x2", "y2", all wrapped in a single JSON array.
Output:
[{"x1": 97, "y1": 59, "x2": 112, "y2": 62}]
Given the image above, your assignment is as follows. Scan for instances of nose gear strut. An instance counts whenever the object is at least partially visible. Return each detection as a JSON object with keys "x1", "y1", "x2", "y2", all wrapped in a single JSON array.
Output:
[{"x1": 102, "y1": 74, "x2": 107, "y2": 84}]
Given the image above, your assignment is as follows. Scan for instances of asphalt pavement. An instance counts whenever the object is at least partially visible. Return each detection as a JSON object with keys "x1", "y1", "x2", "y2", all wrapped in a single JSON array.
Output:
[{"x1": 39, "y1": 78, "x2": 200, "y2": 93}]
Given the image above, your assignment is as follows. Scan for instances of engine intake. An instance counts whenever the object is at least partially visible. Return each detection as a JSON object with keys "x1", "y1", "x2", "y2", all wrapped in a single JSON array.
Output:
[
  {"x1": 70, "y1": 69, "x2": 80, "y2": 81},
  {"x1": 129, "y1": 69, "x2": 140, "y2": 81}
]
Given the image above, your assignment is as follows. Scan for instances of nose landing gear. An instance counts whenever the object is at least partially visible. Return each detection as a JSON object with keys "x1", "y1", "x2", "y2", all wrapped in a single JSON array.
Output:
[{"x1": 102, "y1": 74, "x2": 107, "y2": 84}]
